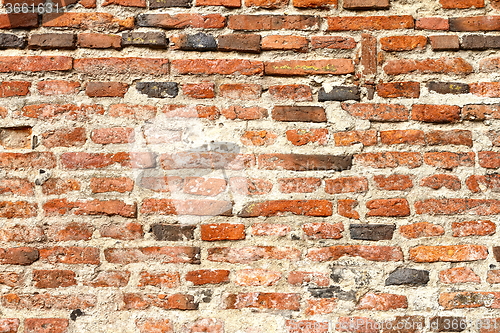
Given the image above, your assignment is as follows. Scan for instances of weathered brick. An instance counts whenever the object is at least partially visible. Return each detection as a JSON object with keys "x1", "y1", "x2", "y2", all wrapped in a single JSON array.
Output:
[
  {"x1": 0, "y1": 81, "x2": 30, "y2": 97},
  {"x1": 318, "y1": 86, "x2": 360, "y2": 101},
  {"x1": 416, "y1": 17, "x2": 449, "y2": 30},
  {"x1": 294, "y1": 0, "x2": 335, "y2": 7},
  {"x1": 410, "y1": 245, "x2": 488, "y2": 262},
  {"x1": 149, "y1": 0, "x2": 191, "y2": 7},
  {"x1": 356, "y1": 293, "x2": 407, "y2": 310},
  {"x1": 462, "y1": 35, "x2": 500, "y2": 50},
  {"x1": 311, "y1": 36, "x2": 356, "y2": 49},
  {"x1": 380, "y1": 36, "x2": 427, "y2": 51},
  {"x1": 182, "y1": 319, "x2": 223, "y2": 333},
  {"x1": 0, "y1": 14, "x2": 38, "y2": 29},
  {"x1": 224, "y1": 293, "x2": 300, "y2": 310},
  {"x1": 374, "y1": 175, "x2": 413, "y2": 191},
  {"x1": 269, "y1": 85, "x2": 312, "y2": 101},
  {"x1": 261, "y1": 35, "x2": 308, "y2": 52},
  {"x1": 241, "y1": 130, "x2": 277, "y2": 146},
  {"x1": 279, "y1": 177, "x2": 321, "y2": 193},
  {"x1": 286, "y1": 320, "x2": 329, "y2": 333},
  {"x1": 229, "y1": 177, "x2": 273, "y2": 195},
  {"x1": 430, "y1": 35, "x2": 460, "y2": 50},
  {"x1": 42, "y1": 13, "x2": 133, "y2": 30},
  {"x1": 220, "y1": 84, "x2": 261, "y2": 100},
  {"x1": 42, "y1": 179, "x2": 81, "y2": 195},
  {"x1": 415, "y1": 198, "x2": 500, "y2": 215},
  {"x1": 439, "y1": 267, "x2": 480, "y2": 284},
  {"x1": 186, "y1": 270, "x2": 230, "y2": 285},
  {"x1": 160, "y1": 152, "x2": 253, "y2": 170},
  {"x1": 239, "y1": 200, "x2": 332, "y2": 217},
  {"x1": 136, "y1": 319, "x2": 173, "y2": 333},
  {"x1": 182, "y1": 82, "x2": 215, "y2": 99},
  {"x1": 208, "y1": 246, "x2": 301, "y2": 263},
  {"x1": 258, "y1": 154, "x2": 352, "y2": 171},
  {"x1": 28, "y1": 33, "x2": 75, "y2": 49},
  {"x1": 24, "y1": 319, "x2": 68, "y2": 333},
  {"x1": 62, "y1": 152, "x2": 155, "y2": 169},
  {"x1": 479, "y1": 151, "x2": 500, "y2": 168},
  {"x1": 449, "y1": 16, "x2": 500, "y2": 31},
  {"x1": 338, "y1": 200, "x2": 360, "y2": 219},
  {"x1": 138, "y1": 13, "x2": 224, "y2": 29},
  {"x1": 0, "y1": 152, "x2": 56, "y2": 170},
  {"x1": 39, "y1": 246, "x2": 100, "y2": 264},
  {"x1": 33, "y1": 270, "x2": 76, "y2": 289},
  {"x1": 198, "y1": 0, "x2": 240, "y2": 6},
  {"x1": 138, "y1": 272, "x2": 180, "y2": 288},
  {"x1": 0, "y1": 33, "x2": 26, "y2": 49},
  {"x1": 342, "y1": 103, "x2": 409, "y2": 121},
  {"x1": 103, "y1": 0, "x2": 146, "y2": 6},
  {"x1": 86, "y1": 82, "x2": 129, "y2": 97},
  {"x1": 74, "y1": 57, "x2": 168, "y2": 76},
  {"x1": 303, "y1": 222, "x2": 344, "y2": 239},
  {"x1": 325, "y1": 177, "x2": 368, "y2": 194},
  {"x1": 467, "y1": 175, "x2": 500, "y2": 193},
  {"x1": 385, "y1": 268, "x2": 429, "y2": 286},
  {"x1": 228, "y1": 15, "x2": 319, "y2": 30},
  {"x1": 252, "y1": 223, "x2": 290, "y2": 236},
  {"x1": 424, "y1": 152, "x2": 474, "y2": 169},
  {"x1": 37, "y1": 80, "x2": 80, "y2": 95},
  {"x1": 265, "y1": 59, "x2": 354, "y2": 76},
  {"x1": 44, "y1": 199, "x2": 137, "y2": 218},
  {"x1": 377, "y1": 82, "x2": 420, "y2": 98},
  {"x1": 327, "y1": 16, "x2": 414, "y2": 31},
  {"x1": 235, "y1": 269, "x2": 281, "y2": 286},
  {"x1": 100, "y1": 222, "x2": 143, "y2": 240},
  {"x1": 91, "y1": 128, "x2": 134, "y2": 144},
  {"x1": 470, "y1": 82, "x2": 500, "y2": 97},
  {"x1": 172, "y1": 59, "x2": 263, "y2": 75},
  {"x1": 440, "y1": 0, "x2": 483, "y2": 7},
  {"x1": 287, "y1": 129, "x2": 328, "y2": 146},
  {"x1": 218, "y1": 34, "x2": 261, "y2": 53},
  {"x1": 172, "y1": 33, "x2": 217, "y2": 51},
  {"x1": 272, "y1": 106, "x2": 326, "y2": 122},
  {"x1": 463, "y1": 104, "x2": 500, "y2": 120},
  {"x1": 380, "y1": 130, "x2": 425, "y2": 145},
  {"x1": 122, "y1": 293, "x2": 198, "y2": 310},
  {"x1": 412, "y1": 104, "x2": 461, "y2": 123},
  {"x1": 245, "y1": 0, "x2": 288, "y2": 8},
  {"x1": 0, "y1": 319, "x2": 19, "y2": 332},
  {"x1": 3, "y1": 293, "x2": 96, "y2": 310},
  {"x1": 354, "y1": 152, "x2": 422, "y2": 168},
  {"x1": 122, "y1": 32, "x2": 167, "y2": 48},
  {"x1": 366, "y1": 198, "x2": 410, "y2": 217},
  {"x1": 452, "y1": 220, "x2": 496, "y2": 237},
  {"x1": 105, "y1": 247, "x2": 200, "y2": 264},
  {"x1": 0, "y1": 56, "x2": 72, "y2": 72},
  {"x1": 421, "y1": 174, "x2": 461, "y2": 190},
  {"x1": 288, "y1": 271, "x2": 329, "y2": 287},
  {"x1": 46, "y1": 222, "x2": 93, "y2": 241},
  {"x1": 201, "y1": 223, "x2": 245, "y2": 241},
  {"x1": 78, "y1": 33, "x2": 121, "y2": 49},
  {"x1": 307, "y1": 245, "x2": 403, "y2": 262},
  {"x1": 384, "y1": 57, "x2": 473, "y2": 75},
  {"x1": 439, "y1": 292, "x2": 500, "y2": 309}
]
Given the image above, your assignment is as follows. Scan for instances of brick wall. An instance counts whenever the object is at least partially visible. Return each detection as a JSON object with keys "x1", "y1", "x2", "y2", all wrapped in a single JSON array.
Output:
[{"x1": 1, "y1": 0, "x2": 500, "y2": 332}]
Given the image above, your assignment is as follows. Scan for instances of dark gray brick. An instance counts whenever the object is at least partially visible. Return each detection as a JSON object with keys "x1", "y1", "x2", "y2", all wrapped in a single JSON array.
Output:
[{"x1": 136, "y1": 82, "x2": 178, "y2": 98}]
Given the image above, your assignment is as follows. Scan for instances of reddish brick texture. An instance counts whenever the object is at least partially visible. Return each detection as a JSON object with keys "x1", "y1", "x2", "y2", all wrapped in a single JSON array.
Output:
[{"x1": 0, "y1": 0, "x2": 499, "y2": 330}]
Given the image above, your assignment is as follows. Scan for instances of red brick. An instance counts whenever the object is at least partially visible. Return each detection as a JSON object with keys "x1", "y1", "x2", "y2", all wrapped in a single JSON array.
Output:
[
  {"x1": 334, "y1": 130, "x2": 377, "y2": 146},
  {"x1": 220, "y1": 84, "x2": 261, "y2": 100},
  {"x1": 185, "y1": 270, "x2": 230, "y2": 285},
  {"x1": 122, "y1": 293, "x2": 197, "y2": 310},
  {"x1": 0, "y1": 81, "x2": 30, "y2": 97},
  {"x1": 412, "y1": 104, "x2": 461, "y2": 123},
  {"x1": 172, "y1": 59, "x2": 263, "y2": 75},
  {"x1": 139, "y1": 176, "x2": 183, "y2": 193},
  {"x1": 42, "y1": 12, "x2": 133, "y2": 30},
  {"x1": 439, "y1": 292, "x2": 500, "y2": 309},
  {"x1": 182, "y1": 82, "x2": 215, "y2": 99},
  {"x1": 218, "y1": 33, "x2": 261, "y2": 53},
  {"x1": 229, "y1": 177, "x2": 273, "y2": 195},
  {"x1": 400, "y1": 222, "x2": 445, "y2": 239},
  {"x1": 480, "y1": 151, "x2": 500, "y2": 168},
  {"x1": 33, "y1": 270, "x2": 76, "y2": 288},
  {"x1": 415, "y1": 198, "x2": 500, "y2": 215},
  {"x1": 222, "y1": 105, "x2": 268, "y2": 120},
  {"x1": 272, "y1": 106, "x2": 326, "y2": 122},
  {"x1": 41, "y1": 128, "x2": 86, "y2": 148},
  {"x1": 440, "y1": 267, "x2": 480, "y2": 284},
  {"x1": 410, "y1": 245, "x2": 488, "y2": 262},
  {"x1": 366, "y1": 198, "x2": 410, "y2": 217},
  {"x1": 377, "y1": 82, "x2": 420, "y2": 98},
  {"x1": 162, "y1": 105, "x2": 220, "y2": 120},
  {"x1": 62, "y1": 152, "x2": 155, "y2": 169},
  {"x1": 302, "y1": 222, "x2": 344, "y2": 239},
  {"x1": 265, "y1": 59, "x2": 354, "y2": 76},
  {"x1": 354, "y1": 152, "x2": 422, "y2": 168},
  {"x1": 197, "y1": 0, "x2": 241, "y2": 7},
  {"x1": 470, "y1": 82, "x2": 500, "y2": 97},
  {"x1": 269, "y1": 84, "x2": 312, "y2": 101},
  {"x1": 0, "y1": 247, "x2": 38, "y2": 265},
  {"x1": 90, "y1": 177, "x2": 134, "y2": 193},
  {"x1": 239, "y1": 200, "x2": 332, "y2": 217},
  {"x1": 100, "y1": 222, "x2": 143, "y2": 240},
  {"x1": 141, "y1": 199, "x2": 231, "y2": 216},
  {"x1": 138, "y1": 272, "x2": 180, "y2": 288},
  {"x1": 24, "y1": 319, "x2": 68, "y2": 333},
  {"x1": 139, "y1": 13, "x2": 225, "y2": 29},
  {"x1": 0, "y1": 225, "x2": 44, "y2": 242},
  {"x1": 91, "y1": 127, "x2": 134, "y2": 144},
  {"x1": 0, "y1": 201, "x2": 38, "y2": 219},
  {"x1": 183, "y1": 178, "x2": 227, "y2": 196},
  {"x1": 356, "y1": 293, "x2": 407, "y2": 310},
  {"x1": 241, "y1": 131, "x2": 277, "y2": 146},
  {"x1": 42, "y1": 179, "x2": 81, "y2": 195},
  {"x1": 311, "y1": 36, "x2": 356, "y2": 49},
  {"x1": 258, "y1": 153, "x2": 350, "y2": 171},
  {"x1": 429, "y1": 35, "x2": 459, "y2": 50},
  {"x1": 342, "y1": 103, "x2": 409, "y2": 121},
  {"x1": 384, "y1": 58, "x2": 473, "y2": 75},
  {"x1": 252, "y1": 223, "x2": 290, "y2": 236},
  {"x1": 245, "y1": 0, "x2": 288, "y2": 8},
  {"x1": 305, "y1": 300, "x2": 337, "y2": 315},
  {"x1": 421, "y1": 174, "x2": 461, "y2": 190},
  {"x1": 416, "y1": 17, "x2": 449, "y2": 30},
  {"x1": 338, "y1": 199, "x2": 360, "y2": 219},
  {"x1": 488, "y1": 131, "x2": 500, "y2": 146},
  {"x1": 228, "y1": 15, "x2": 319, "y2": 30},
  {"x1": 0, "y1": 319, "x2": 19, "y2": 333},
  {"x1": 201, "y1": 223, "x2": 245, "y2": 241},
  {"x1": 285, "y1": 320, "x2": 329, "y2": 333},
  {"x1": 327, "y1": 16, "x2": 414, "y2": 31},
  {"x1": 0, "y1": 178, "x2": 34, "y2": 196},
  {"x1": 0, "y1": 107, "x2": 6, "y2": 118},
  {"x1": 0, "y1": 152, "x2": 56, "y2": 170},
  {"x1": 0, "y1": 126, "x2": 31, "y2": 149},
  {"x1": 487, "y1": 271, "x2": 500, "y2": 284},
  {"x1": 362, "y1": 34, "x2": 377, "y2": 80},
  {"x1": 480, "y1": 58, "x2": 500, "y2": 72},
  {"x1": 380, "y1": 36, "x2": 427, "y2": 51},
  {"x1": 262, "y1": 35, "x2": 308, "y2": 52},
  {"x1": 109, "y1": 104, "x2": 157, "y2": 120},
  {"x1": 374, "y1": 175, "x2": 413, "y2": 191},
  {"x1": 77, "y1": 33, "x2": 121, "y2": 48},
  {"x1": 45, "y1": 222, "x2": 93, "y2": 241},
  {"x1": 294, "y1": 0, "x2": 336, "y2": 7},
  {"x1": 441, "y1": 0, "x2": 483, "y2": 8},
  {"x1": 278, "y1": 177, "x2": 321, "y2": 193},
  {"x1": 136, "y1": 319, "x2": 173, "y2": 333},
  {"x1": 336, "y1": 317, "x2": 379, "y2": 333},
  {"x1": 21, "y1": 104, "x2": 105, "y2": 120},
  {"x1": 0, "y1": 13, "x2": 38, "y2": 29},
  {"x1": 224, "y1": 293, "x2": 300, "y2": 310},
  {"x1": 424, "y1": 152, "x2": 474, "y2": 169},
  {"x1": 0, "y1": 56, "x2": 71, "y2": 72},
  {"x1": 44, "y1": 199, "x2": 136, "y2": 218},
  {"x1": 74, "y1": 57, "x2": 168, "y2": 76},
  {"x1": 86, "y1": 82, "x2": 128, "y2": 97},
  {"x1": 467, "y1": 175, "x2": 500, "y2": 193},
  {"x1": 307, "y1": 245, "x2": 403, "y2": 262},
  {"x1": 343, "y1": 0, "x2": 388, "y2": 9},
  {"x1": 452, "y1": 220, "x2": 496, "y2": 237},
  {"x1": 39, "y1": 246, "x2": 100, "y2": 264},
  {"x1": 207, "y1": 246, "x2": 300, "y2": 263},
  {"x1": 161, "y1": 152, "x2": 253, "y2": 170},
  {"x1": 234, "y1": 269, "x2": 281, "y2": 286},
  {"x1": 288, "y1": 271, "x2": 329, "y2": 287},
  {"x1": 182, "y1": 319, "x2": 222, "y2": 333},
  {"x1": 380, "y1": 130, "x2": 425, "y2": 145},
  {"x1": 286, "y1": 129, "x2": 328, "y2": 146},
  {"x1": 2, "y1": 293, "x2": 96, "y2": 310},
  {"x1": 105, "y1": 247, "x2": 200, "y2": 264},
  {"x1": 426, "y1": 130, "x2": 472, "y2": 146},
  {"x1": 103, "y1": 0, "x2": 146, "y2": 6},
  {"x1": 325, "y1": 177, "x2": 368, "y2": 194}
]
